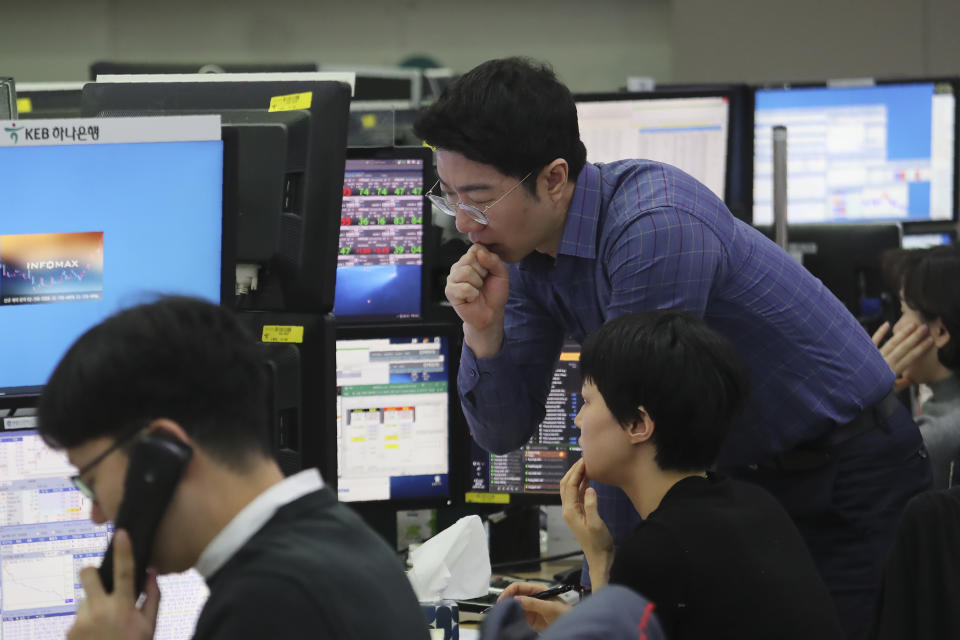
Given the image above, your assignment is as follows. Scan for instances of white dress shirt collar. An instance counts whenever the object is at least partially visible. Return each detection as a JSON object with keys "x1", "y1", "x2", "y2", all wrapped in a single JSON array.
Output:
[{"x1": 194, "y1": 468, "x2": 324, "y2": 580}]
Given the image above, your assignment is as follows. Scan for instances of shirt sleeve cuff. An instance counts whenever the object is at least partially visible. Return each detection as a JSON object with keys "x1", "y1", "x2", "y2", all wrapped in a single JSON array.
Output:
[{"x1": 458, "y1": 343, "x2": 512, "y2": 395}]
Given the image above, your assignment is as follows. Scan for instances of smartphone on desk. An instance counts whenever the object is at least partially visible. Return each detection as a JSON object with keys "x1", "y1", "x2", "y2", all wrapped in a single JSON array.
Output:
[{"x1": 98, "y1": 430, "x2": 192, "y2": 596}]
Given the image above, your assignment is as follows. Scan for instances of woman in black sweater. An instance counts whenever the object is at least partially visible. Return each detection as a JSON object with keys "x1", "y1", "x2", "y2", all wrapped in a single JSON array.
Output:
[{"x1": 502, "y1": 311, "x2": 843, "y2": 640}]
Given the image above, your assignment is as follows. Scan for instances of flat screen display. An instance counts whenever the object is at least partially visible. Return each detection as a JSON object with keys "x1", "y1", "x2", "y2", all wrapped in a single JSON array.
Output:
[
  {"x1": 334, "y1": 156, "x2": 425, "y2": 321},
  {"x1": 335, "y1": 334, "x2": 450, "y2": 502},
  {"x1": 0, "y1": 123, "x2": 223, "y2": 396},
  {"x1": 576, "y1": 95, "x2": 730, "y2": 200},
  {"x1": 0, "y1": 429, "x2": 208, "y2": 639},
  {"x1": 754, "y1": 81, "x2": 956, "y2": 224}
]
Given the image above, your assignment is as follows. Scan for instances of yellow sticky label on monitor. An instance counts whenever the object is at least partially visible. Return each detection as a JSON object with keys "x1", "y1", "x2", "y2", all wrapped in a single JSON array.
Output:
[
  {"x1": 361, "y1": 113, "x2": 378, "y2": 129},
  {"x1": 268, "y1": 92, "x2": 312, "y2": 112},
  {"x1": 465, "y1": 492, "x2": 510, "y2": 505},
  {"x1": 559, "y1": 350, "x2": 580, "y2": 362},
  {"x1": 16, "y1": 97, "x2": 32, "y2": 114},
  {"x1": 261, "y1": 325, "x2": 304, "y2": 343}
]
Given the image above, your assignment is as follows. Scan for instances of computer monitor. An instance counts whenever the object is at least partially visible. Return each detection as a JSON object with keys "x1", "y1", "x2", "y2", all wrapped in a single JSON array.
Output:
[
  {"x1": 320, "y1": 65, "x2": 422, "y2": 106},
  {"x1": 902, "y1": 231, "x2": 955, "y2": 249},
  {"x1": 347, "y1": 102, "x2": 404, "y2": 147},
  {"x1": 753, "y1": 79, "x2": 958, "y2": 225},
  {"x1": 90, "y1": 61, "x2": 318, "y2": 79},
  {"x1": 345, "y1": 102, "x2": 426, "y2": 148},
  {"x1": 0, "y1": 115, "x2": 229, "y2": 399},
  {"x1": 0, "y1": 428, "x2": 209, "y2": 639},
  {"x1": 238, "y1": 312, "x2": 338, "y2": 481},
  {"x1": 466, "y1": 340, "x2": 583, "y2": 504},
  {"x1": 575, "y1": 88, "x2": 748, "y2": 210},
  {"x1": 86, "y1": 107, "x2": 307, "y2": 303},
  {"x1": 334, "y1": 323, "x2": 459, "y2": 506},
  {"x1": 13, "y1": 83, "x2": 85, "y2": 120},
  {"x1": 755, "y1": 223, "x2": 902, "y2": 319},
  {"x1": 80, "y1": 79, "x2": 351, "y2": 313},
  {"x1": 335, "y1": 147, "x2": 431, "y2": 322}
]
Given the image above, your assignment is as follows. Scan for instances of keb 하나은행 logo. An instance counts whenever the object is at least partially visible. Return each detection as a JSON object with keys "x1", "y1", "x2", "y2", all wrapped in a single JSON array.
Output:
[{"x1": 4, "y1": 123, "x2": 23, "y2": 143}]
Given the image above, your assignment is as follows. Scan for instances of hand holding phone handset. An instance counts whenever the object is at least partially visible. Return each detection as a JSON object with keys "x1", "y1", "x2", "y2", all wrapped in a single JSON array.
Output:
[{"x1": 98, "y1": 429, "x2": 193, "y2": 597}]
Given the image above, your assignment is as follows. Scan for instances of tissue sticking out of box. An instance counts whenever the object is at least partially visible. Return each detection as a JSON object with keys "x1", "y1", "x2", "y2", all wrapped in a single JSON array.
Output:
[{"x1": 407, "y1": 514, "x2": 491, "y2": 601}]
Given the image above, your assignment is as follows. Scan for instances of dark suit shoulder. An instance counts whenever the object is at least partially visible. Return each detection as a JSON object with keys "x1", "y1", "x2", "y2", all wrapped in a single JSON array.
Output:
[{"x1": 197, "y1": 489, "x2": 428, "y2": 640}]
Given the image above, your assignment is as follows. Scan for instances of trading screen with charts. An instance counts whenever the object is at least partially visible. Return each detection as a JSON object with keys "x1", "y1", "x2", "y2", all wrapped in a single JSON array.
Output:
[
  {"x1": 0, "y1": 429, "x2": 208, "y2": 640},
  {"x1": 468, "y1": 343, "x2": 584, "y2": 496},
  {"x1": 335, "y1": 334, "x2": 450, "y2": 502},
  {"x1": 335, "y1": 157, "x2": 425, "y2": 321},
  {"x1": 576, "y1": 95, "x2": 730, "y2": 200},
  {"x1": 754, "y1": 81, "x2": 956, "y2": 224}
]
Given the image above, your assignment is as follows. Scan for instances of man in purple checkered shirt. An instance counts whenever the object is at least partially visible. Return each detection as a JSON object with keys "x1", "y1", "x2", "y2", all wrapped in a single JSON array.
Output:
[{"x1": 414, "y1": 57, "x2": 931, "y2": 640}]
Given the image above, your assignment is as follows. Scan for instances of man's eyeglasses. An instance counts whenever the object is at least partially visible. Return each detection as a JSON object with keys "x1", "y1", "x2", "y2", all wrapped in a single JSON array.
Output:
[
  {"x1": 426, "y1": 172, "x2": 532, "y2": 225},
  {"x1": 71, "y1": 426, "x2": 144, "y2": 502}
]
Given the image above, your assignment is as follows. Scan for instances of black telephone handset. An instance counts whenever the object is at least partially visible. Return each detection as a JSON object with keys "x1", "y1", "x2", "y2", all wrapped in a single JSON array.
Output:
[{"x1": 98, "y1": 429, "x2": 193, "y2": 597}]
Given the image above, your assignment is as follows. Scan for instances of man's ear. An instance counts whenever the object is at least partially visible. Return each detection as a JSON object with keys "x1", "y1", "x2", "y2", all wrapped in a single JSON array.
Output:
[
  {"x1": 539, "y1": 158, "x2": 569, "y2": 201},
  {"x1": 626, "y1": 407, "x2": 655, "y2": 445},
  {"x1": 932, "y1": 318, "x2": 951, "y2": 349},
  {"x1": 146, "y1": 418, "x2": 192, "y2": 445}
]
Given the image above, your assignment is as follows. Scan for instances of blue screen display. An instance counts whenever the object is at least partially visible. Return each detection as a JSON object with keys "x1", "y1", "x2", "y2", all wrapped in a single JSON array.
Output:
[
  {"x1": 754, "y1": 82, "x2": 955, "y2": 224},
  {"x1": 0, "y1": 140, "x2": 223, "y2": 393},
  {"x1": 334, "y1": 158, "x2": 425, "y2": 321}
]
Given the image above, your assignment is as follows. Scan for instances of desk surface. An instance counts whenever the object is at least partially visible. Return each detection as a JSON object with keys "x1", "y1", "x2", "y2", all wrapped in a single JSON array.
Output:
[
  {"x1": 460, "y1": 558, "x2": 583, "y2": 630},
  {"x1": 502, "y1": 557, "x2": 582, "y2": 582}
]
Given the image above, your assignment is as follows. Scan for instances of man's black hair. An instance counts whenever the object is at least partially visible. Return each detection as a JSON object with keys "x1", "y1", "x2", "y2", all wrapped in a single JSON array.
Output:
[
  {"x1": 413, "y1": 57, "x2": 587, "y2": 194},
  {"x1": 899, "y1": 245, "x2": 960, "y2": 372},
  {"x1": 580, "y1": 310, "x2": 748, "y2": 472},
  {"x1": 38, "y1": 296, "x2": 271, "y2": 468}
]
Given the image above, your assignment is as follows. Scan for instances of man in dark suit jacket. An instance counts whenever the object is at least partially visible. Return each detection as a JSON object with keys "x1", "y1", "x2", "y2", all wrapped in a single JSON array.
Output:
[{"x1": 36, "y1": 296, "x2": 429, "y2": 640}]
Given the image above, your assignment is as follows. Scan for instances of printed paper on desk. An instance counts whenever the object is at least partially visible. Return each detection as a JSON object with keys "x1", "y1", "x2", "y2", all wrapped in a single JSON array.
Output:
[{"x1": 407, "y1": 514, "x2": 490, "y2": 601}]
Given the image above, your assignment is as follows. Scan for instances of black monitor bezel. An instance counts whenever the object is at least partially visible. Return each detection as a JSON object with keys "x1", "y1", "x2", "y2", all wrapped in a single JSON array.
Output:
[
  {"x1": 752, "y1": 76, "x2": 960, "y2": 225},
  {"x1": 335, "y1": 146, "x2": 434, "y2": 324},
  {"x1": 901, "y1": 227, "x2": 957, "y2": 247},
  {"x1": 80, "y1": 79, "x2": 352, "y2": 314},
  {"x1": 573, "y1": 86, "x2": 754, "y2": 221},
  {"x1": 89, "y1": 61, "x2": 319, "y2": 80},
  {"x1": 334, "y1": 321, "x2": 464, "y2": 511},
  {"x1": 753, "y1": 221, "x2": 904, "y2": 319},
  {"x1": 15, "y1": 85, "x2": 85, "y2": 120},
  {"x1": 237, "y1": 311, "x2": 337, "y2": 482}
]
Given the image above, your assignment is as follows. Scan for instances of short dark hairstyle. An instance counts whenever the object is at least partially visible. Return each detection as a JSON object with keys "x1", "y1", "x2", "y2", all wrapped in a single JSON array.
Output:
[
  {"x1": 413, "y1": 57, "x2": 587, "y2": 195},
  {"x1": 580, "y1": 311, "x2": 748, "y2": 472},
  {"x1": 898, "y1": 245, "x2": 960, "y2": 371},
  {"x1": 38, "y1": 296, "x2": 271, "y2": 469},
  {"x1": 880, "y1": 248, "x2": 917, "y2": 295}
]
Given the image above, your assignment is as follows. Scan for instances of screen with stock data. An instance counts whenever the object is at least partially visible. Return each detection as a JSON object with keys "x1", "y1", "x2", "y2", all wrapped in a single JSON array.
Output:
[
  {"x1": 334, "y1": 157, "x2": 425, "y2": 321},
  {"x1": 335, "y1": 334, "x2": 450, "y2": 503},
  {"x1": 469, "y1": 342, "x2": 583, "y2": 496},
  {"x1": 754, "y1": 81, "x2": 956, "y2": 224},
  {"x1": 576, "y1": 95, "x2": 730, "y2": 200},
  {"x1": 0, "y1": 429, "x2": 208, "y2": 640}
]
